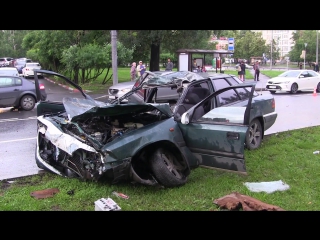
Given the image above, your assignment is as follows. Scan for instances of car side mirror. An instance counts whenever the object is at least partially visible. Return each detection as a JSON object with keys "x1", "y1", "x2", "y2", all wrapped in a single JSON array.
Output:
[{"x1": 181, "y1": 112, "x2": 190, "y2": 124}]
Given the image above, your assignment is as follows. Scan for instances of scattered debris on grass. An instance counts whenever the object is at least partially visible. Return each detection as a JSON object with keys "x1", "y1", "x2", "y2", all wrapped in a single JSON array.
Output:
[
  {"x1": 244, "y1": 180, "x2": 290, "y2": 193},
  {"x1": 112, "y1": 191, "x2": 129, "y2": 199},
  {"x1": 67, "y1": 189, "x2": 75, "y2": 195},
  {"x1": 213, "y1": 192, "x2": 285, "y2": 211},
  {"x1": 30, "y1": 188, "x2": 60, "y2": 199},
  {"x1": 94, "y1": 198, "x2": 121, "y2": 211}
]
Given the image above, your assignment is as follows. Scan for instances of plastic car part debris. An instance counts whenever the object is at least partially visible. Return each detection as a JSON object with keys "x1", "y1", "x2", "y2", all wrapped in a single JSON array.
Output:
[
  {"x1": 112, "y1": 191, "x2": 129, "y2": 199},
  {"x1": 30, "y1": 188, "x2": 60, "y2": 199},
  {"x1": 244, "y1": 180, "x2": 290, "y2": 193},
  {"x1": 94, "y1": 198, "x2": 121, "y2": 211}
]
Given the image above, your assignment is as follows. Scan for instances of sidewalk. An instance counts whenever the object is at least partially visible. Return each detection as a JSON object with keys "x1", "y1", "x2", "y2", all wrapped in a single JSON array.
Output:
[{"x1": 244, "y1": 69, "x2": 270, "y2": 91}]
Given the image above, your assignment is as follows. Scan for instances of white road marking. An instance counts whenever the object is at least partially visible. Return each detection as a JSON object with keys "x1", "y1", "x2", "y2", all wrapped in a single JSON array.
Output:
[
  {"x1": 0, "y1": 116, "x2": 37, "y2": 123},
  {"x1": 0, "y1": 137, "x2": 37, "y2": 143}
]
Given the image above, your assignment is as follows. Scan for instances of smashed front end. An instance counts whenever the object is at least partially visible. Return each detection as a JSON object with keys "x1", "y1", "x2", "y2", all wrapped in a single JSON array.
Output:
[{"x1": 35, "y1": 96, "x2": 174, "y2": 184}]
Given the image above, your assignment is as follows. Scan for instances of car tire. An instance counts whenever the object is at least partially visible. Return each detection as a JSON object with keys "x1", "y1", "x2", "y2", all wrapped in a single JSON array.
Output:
[
  {"x1": 149, "y1": 147, "x2": 187, "y2": 188},
  {"x1": 20, "y1": 95, "x2": 36, "y2": 111},
  {"x1": 245, "y1": 119, "x2": 262, "y2": 150},
  {"x1": 290, "y1": 83, "x2": 298, "y2": 94},
  {"x1": 269, "y1": 91, "x2": 276, "y2": 94}
]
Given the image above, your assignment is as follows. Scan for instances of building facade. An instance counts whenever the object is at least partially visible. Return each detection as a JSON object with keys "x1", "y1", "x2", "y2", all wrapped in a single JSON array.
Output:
[{"x1": 254, "y1": 30, "x2": 296, "y2": 59}]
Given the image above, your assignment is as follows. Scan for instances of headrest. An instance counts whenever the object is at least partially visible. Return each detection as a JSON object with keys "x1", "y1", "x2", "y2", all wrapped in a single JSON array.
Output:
[{"x1": 183, "y1": 93, "x2": 201, "y2": 104}]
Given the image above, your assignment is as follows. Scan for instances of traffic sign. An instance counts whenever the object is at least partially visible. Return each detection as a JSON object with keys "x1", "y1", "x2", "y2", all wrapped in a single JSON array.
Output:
[
  {"x1": 228, "y1": 37, "x2": 234, "y2": 52},
  {"x1": 228, "y1": 46, "x2": 234, "y2": 51}
]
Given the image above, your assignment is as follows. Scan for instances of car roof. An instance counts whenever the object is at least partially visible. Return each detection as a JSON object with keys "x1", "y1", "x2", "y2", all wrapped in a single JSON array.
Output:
[{"x1": 0, "y1": 67, "x2": 18, "y2": 71}]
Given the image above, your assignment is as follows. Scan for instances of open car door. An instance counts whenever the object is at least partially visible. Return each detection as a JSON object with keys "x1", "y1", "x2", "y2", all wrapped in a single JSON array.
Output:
[{"x1": 174, "y1": 82, "x2": 256, "y2": 174}]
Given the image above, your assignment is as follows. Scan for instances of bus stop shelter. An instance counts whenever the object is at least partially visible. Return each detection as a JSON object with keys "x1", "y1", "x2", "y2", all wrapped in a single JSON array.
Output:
[{"x1": 176, "y1": 49, "x2": 234, "y2": 73}]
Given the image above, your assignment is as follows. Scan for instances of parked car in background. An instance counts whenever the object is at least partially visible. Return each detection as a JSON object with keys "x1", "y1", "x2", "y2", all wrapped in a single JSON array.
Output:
[
  {"x1": 0, "y1": 75, "x2": 47, "y2": 111},
  {"x1": 33, "y1": 69, "x2": 259, "y2": 188},
  {"x1": 127, "y1": 71, "x2": 277, "y2": 150},
  {"x1": 22, "y1": 62, "x2": 42, "y2": 78},
  {"x1": 126, "y1": 71, "x2": 207, "y2": 105},
  {"x1": 0, "y1": 57, "x2": 14, "y2": 67},
  {"x1": 266, "y1": 70, "x2": 320, "y2": 94},
  {"x1": 107, "y1": 71, "x2": 171, "y2": 103},
  {"x1": 0, "y1": 67, "x2": 20, "y2": 77},
  {"x1": 108, "y1": 81, "x2": 136, "y2": 103}
]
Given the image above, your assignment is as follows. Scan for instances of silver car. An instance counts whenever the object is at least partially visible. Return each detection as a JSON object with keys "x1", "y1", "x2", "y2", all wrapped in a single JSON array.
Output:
[{"x1": 107, "y1": 71, "x2": 170, "y2": 102}]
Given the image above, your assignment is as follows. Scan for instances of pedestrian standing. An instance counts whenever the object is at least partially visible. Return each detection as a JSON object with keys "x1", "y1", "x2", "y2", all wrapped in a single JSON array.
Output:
[
  {"x1": 137, "y1": 61, "x2": 146, "y2": 77},
  {"x1": 165, "y1": 58, "x2": 173, "y2": 71},
  {"x1": 237, "y1": 64, "x2": 243, "y2": 81},
  {"x1": 253, "y1": 61, "x2": 260, "y2": 81},
  {"x1": 240, "y1": 62, "x2": 246, "y2": 81},
  {"x1": 314, "y1": 62, "x2": 319, "y2": 72},
  {"x1": 130, "y1": 62, "x2": 137, "y2": 81}
]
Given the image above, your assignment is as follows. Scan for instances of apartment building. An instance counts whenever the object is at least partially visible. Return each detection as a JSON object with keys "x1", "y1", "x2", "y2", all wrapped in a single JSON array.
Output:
[{"x1": 253, "y1": 30, "x2": 296, "y2": 59}]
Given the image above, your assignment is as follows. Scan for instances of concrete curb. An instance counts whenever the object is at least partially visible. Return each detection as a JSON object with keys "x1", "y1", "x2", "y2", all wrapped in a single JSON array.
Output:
[{"x1": 44, "y1": 77, "x2": 91, "y2": 93}]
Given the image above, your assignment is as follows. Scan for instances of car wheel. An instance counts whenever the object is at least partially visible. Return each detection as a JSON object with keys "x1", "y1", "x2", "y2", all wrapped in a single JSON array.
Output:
[
  {"x1": 316, "y1": 82, "x2": 320, "y2": 93},
  {"x1": 269, "y1": 91, "x2": 276, "y2": 94},
  {"x1": 245, "y1": 119, "x2": 262, "y2": 150},
  {"x1": 290, "y1": 83, "x2": 298, "y2": 94},
  {"x1": 20, "y1": 95, "x2": 36, "y2": 111},
  {"x1": 149, "y1": 147, "x2": 187, "y2": 188}
]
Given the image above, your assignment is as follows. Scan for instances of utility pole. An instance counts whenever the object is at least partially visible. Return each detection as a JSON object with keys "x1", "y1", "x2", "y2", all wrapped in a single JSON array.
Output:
[
  {"x1": 111, "y1": 30, "x2": 118, "y2": 85},
  {"x1": 270, "y1": 30, "x2": 273, "y2": 70},
  {"x1": 317, "y1": 30, "x2": 319, "y2": 64}
]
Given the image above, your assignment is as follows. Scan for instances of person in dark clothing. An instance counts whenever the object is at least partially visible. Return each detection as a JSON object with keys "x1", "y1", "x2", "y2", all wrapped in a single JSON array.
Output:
[
  {"x1": 314, "y1": 62, "x2": 319, "y2": 72},
  {"x1": 165, "y1": 58, "x2": 173, "y2": 71},
  {"x1": 240, "y1": 62, "x2": 246, "y2": 81},
  {"x1": 253, "y1": 61, "x2": 260, "y2": 81}
]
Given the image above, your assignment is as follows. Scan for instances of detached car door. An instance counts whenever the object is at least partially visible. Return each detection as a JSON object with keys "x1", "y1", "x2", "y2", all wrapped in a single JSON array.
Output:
[{"x1": 174, "y1": 81, "x2": 255, "y2": 174}]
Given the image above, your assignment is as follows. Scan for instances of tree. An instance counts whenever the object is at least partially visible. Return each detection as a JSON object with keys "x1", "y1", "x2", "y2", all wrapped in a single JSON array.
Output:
[
  {"x1": 289, "y1": 30, "x2": 317, "y2": 64},
  {"x1": 118, "y1": 30, "x2": 212, "y2": 71},
  {"x1": 232, "y1": 31, "x2": 267, "y2": 63}
]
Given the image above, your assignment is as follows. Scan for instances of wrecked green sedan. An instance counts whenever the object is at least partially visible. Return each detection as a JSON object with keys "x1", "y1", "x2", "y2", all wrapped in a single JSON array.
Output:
[{"x1": 34, "y1": 69, "x2": 256, "y2": 188}]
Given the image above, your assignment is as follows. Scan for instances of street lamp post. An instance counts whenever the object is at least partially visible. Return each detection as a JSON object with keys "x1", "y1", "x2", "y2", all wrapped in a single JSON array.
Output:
[
  {"x1": 316, "y1": 31, "x2": 319, "y2": 64},
  {"x1": 304, "y1": 43, "x2": 308, "y2": 69}
]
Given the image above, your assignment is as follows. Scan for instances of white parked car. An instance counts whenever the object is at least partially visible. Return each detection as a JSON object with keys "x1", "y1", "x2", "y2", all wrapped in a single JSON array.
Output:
[
  {"x1": 22, "y1": 62, "x2": 42, "y2": 78},
  {"x1": 266, "y1": 70, "x2": 320, "y2": 94},
  {"x1": 0, "y1": 67, "x2": 19, "y2": 76}
]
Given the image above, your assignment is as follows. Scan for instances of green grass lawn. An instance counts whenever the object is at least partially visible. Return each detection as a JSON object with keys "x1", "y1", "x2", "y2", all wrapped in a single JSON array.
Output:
[{"x1": 1, "y1": 126, "x2": 320, "y2": 211}]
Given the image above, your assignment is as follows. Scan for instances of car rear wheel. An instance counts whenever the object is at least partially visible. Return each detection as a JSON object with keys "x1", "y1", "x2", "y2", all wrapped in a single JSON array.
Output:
[
  {"x1": 245, "y1": 119, "x2": 262, "y2": 150},
  {"x1": 290, "y1": 83, "x2": 298, "y2": 94},
  {"x1": 269, "y1": 91, "x2": 276, "y2": 94},
  {"x1": 149, "y1": 147, "x2": 187, "y2": 188},
  {"x1": 20, "y1": 95, "x2": 36, "y2": 111}
]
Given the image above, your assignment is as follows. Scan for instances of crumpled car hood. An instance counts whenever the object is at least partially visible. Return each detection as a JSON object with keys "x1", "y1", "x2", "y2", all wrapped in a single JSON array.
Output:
[{"x1": 63, "y1": 97, "x2": 173, "y2": 121}]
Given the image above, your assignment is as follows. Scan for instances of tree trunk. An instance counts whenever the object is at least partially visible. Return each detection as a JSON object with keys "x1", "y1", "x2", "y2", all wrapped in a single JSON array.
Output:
[{"x1": 149, "y1": 43, "x2": 160, "y2": 71}]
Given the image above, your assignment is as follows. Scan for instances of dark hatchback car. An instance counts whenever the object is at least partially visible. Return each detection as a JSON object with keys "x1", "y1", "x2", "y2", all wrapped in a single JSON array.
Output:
[
  {"x1": 33, "y1": 69, "x2": 265, "y2": 188},
  {"x1": 0, "y1": 75, "x2": 47, "y2": 111},
  {"x1": 127, "y1": 72, "x2": 278, "y2": 150}
]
